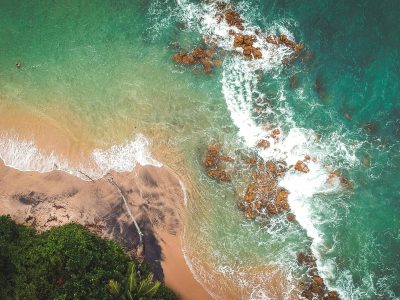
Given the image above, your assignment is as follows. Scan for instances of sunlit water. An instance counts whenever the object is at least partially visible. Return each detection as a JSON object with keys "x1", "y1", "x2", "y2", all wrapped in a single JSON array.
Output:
[{"x1": 0, "y1": 0, "x2": 399, "y2": 299}]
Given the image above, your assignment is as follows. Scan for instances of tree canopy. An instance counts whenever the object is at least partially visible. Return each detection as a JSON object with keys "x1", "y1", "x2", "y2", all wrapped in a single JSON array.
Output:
[{"x1": 0, "y1": 215, "x2": 178, "y2": 300}]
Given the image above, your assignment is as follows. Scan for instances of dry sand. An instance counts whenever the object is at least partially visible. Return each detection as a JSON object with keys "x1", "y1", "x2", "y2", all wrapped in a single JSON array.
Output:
[{"x1": 0, "y1": 160, "x2": 210, "y2": 299}]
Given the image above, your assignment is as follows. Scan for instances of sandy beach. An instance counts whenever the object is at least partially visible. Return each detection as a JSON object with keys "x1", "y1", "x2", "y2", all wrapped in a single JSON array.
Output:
[{"x1": 0, "y1": 158, "x2": 210, "y2": 299}]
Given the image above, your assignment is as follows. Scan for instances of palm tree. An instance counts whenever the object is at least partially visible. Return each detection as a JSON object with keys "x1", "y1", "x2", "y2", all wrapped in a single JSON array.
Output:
[{"x1": 108, "y1": 263, "x2": 161, "y2": 300}]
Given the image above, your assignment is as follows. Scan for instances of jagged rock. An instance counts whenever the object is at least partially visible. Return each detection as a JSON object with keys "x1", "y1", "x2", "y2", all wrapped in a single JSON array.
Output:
[
  {"x1": 225, "y1": 10, "x2": 244, "y2": 30},
  {"x1": 173, "y1": 47, "x2": 217, "y2": 74},
  {"x1": 324, "y1": 291, "x2": 340, "y2": 300},
  {"x1": 266, "y1": 161, "x2": 277, "y2": 172},
  {"x1": 173, "y1": 51, "x2": 188, "y2": 63},
  {"x1": 244, "y1": 157, "x2": 257, "y2": 165},
  {"x1": 310, "y1": 283, "x2": 324, "y2": 295},
  {"x1": 326, "y1": 171, "x2": 352, "y2": 189},
  {"x1": 287, "y1": 213, "x2": 296, "y2": 222},
  {"x1": 297, "y1": 252, "x2": 317, "y2": 267},
  {"x1": 203, "y1": 144, "x2": 233, "y2": 182},
  {"x1": 214, "y1": 59, "x2": 223, "y2": 67},
  {"x1": 207, "y1": 169, "x2": 231, "y2": 181},
  {"x1": 270, "y1": 128, "x2": 280, "y2": 140},
  {"x1": 275, "y1": 188, "x2": 289, "y2": 211},
  {"x1": 257, "y1": 139, "x2": 270, "y2": 149},
  {"x1": 252, "y1": 48, "x2": 262, "y2": 59},
  {"x1": 301, "y1": 290, "x2": 313, "y2": 300},
  {"x1": 295, "y1": 160, "x2": 310, "y2": 173},
  {"x1": 339, "y1": 175, "x2": 352, "y2": 189},
  {"x1": 266, "y1": 34, "x2": 304, "y2": 54},
  {"x1": 313, "y1": 275, "x2": 324, "y2": 286},
  {"x1": 215, "y1": 1, "x2": 227, "y2": 11},
  {"x1": 200, "y1": 58, "x2": 213, "y2": 73},
  {"x1": 233, "y1": 34, "x2": 262, "y2": 60},
  {"x1": 266, "y1": 203, "x2": 278, "y2": 215},
  {"x1": 204, "y1": 144, "x2": 221, "y2": 168}
]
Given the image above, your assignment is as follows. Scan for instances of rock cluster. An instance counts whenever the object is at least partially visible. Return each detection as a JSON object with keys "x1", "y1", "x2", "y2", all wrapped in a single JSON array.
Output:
[
  {"x1": 256, "y1": 139, "x2": 270, "y2": 149},
  {"x1": 326, "y1": 170, "x2": 353, "y2": 189},
  {"x1": 203, "y1": 144, "x2": 232, "y2": 181},
  {"x1": 238, "y1": 159, "x2": 292, "y2": 219},
  {"x1": 173, "y1": 47, "x2": 217, "y2": 74},
  {"x1": 173, "y1": 1, "x2": 305, "y2": 72},
  {"x1": 256, "y1": 128, "x2": 281, "y2": 150},
  {"x1": 297, "y1": 252, "x2": 341, "y2": 300},
  {"x1": 266, "y1": 34, "x2": 305, "y2": 54},
  {"x1": 233, "y1": 34, "x2": 262, "y2": 60},
  {"x1": 215, "y1": 2, "x2": 244, "y2": 30}
]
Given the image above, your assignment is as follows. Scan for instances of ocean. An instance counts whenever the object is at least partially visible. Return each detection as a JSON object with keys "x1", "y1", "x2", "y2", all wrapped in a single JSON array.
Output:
[{"x1": 0, "y1": 0, "x2": 399, "y2": 299}]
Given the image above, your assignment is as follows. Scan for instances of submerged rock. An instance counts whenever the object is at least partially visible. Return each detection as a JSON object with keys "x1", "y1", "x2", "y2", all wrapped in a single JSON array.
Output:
[
  {"x1": 290, "y1": 75, "x2": 298, "y2": 88},
  {"x1": 297, "y1": 252, "x2": 317, "y2": 267},
  {"x1": 203, "y1": 144, "x2": 233, "y2": 182},
  {"x1": 266, "y1": 34, "x2": 304, "y2": 54},
  {"x1": 315, "y1": 76, "x2": 328, "y2": 101},
  {"x1": 173, "y1": 47, "x2": 217, "y2": 74},
  {"x1": 207, "y1": 169, "x2": 231, "y2": 181},
  {"x1": 326, "y1": 171, "x2": 353, "y2": 189},
  {"x1": 287, "y1": 213, "x2": 296, "y2": 222},
  {"x1": 362, "y1": 122, "x2": 378, "y2": 133}
]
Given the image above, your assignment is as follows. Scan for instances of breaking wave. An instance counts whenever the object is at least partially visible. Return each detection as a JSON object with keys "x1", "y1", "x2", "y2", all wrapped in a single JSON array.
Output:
[
  {"x1": 175, "y1": 0, "x2": 363, "y2": 298},
  {"x1": 0, "y1": 132, "x2": 161, "y2": 180}
]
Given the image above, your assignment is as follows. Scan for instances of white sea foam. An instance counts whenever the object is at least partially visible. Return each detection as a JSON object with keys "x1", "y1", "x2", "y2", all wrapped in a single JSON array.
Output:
[
  {"x1": 0, "y1": 133, "x2": 72, "y2": 173},
  {"x1": 92, "y1": 134, "x2": 162, "y2": 173},
  {"x1": 179, "y1": 179, "x2": 188, "y2": 207},
  {"x1": 175, "y1": 0, "x2": 362, "y2": 298},
  {"x1": 0, "y1": 132, "x2": 161, "y2": 180}
]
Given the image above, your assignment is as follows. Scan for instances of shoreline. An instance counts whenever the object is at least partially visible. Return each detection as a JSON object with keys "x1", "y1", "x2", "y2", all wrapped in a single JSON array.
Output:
[
  {"x1": 0, "y1": 158, "x2": 210, "y2": 299},
  {"x1": 0, "y1": 102, "x2": 211, "y2": 298}
]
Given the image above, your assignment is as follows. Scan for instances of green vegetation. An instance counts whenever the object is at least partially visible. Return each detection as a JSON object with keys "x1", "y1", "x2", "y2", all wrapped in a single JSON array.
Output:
[
  {"x1": 107, "y1": 262, "x2": 160, "y2": 300},
  {"x1": 0, "y1": 215, "x2": 178, "y2": 300}
]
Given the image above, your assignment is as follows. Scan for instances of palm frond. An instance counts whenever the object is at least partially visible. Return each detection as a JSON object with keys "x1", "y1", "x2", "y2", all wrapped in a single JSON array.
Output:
[{"x1": 107, "y1": 279, "x2": 121, "y2": 295}]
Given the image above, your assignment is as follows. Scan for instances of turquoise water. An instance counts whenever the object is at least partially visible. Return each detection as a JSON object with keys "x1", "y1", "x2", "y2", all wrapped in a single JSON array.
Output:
[{"x1": 1, "y1": 0, "x2": 400, "y2": 299}]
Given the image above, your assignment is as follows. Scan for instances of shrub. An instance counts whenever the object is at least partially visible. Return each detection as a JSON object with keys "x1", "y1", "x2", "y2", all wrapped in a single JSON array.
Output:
[{"x1": 0, "y1": 215, "x2": 178, "y2": 300}]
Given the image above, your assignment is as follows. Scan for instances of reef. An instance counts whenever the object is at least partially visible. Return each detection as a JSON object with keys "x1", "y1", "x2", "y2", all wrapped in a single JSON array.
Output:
[
  {"x1": 214, "y1": 2, "x2": 244, "y2": 30},
  {"x1": 237, "y1": 158, "x2": 292, "y2": 220},
  {"x1": 173, "y1": 47, "x2": 218, "y2": 74},
  {"x1": 203, "y1": 144, "x2": 232, "y2": 181},
  {"x1": 297, "y1": 252, "x2": 341, "y2": 300},
  {"x1": 172, "y1": 0, "x2": 305, "y2": 72},
  {"x1": 326, "y1": 170, "x2": 353, "y2": 189},
  {"x1": 265, "y1": 34, "x2": 305, "y2": 54},
  {"x1": 201, "y1": 136, "x2": 349, "y2": 299},
  {"x1": 233, "y1": 34, "x2": 262, "y2": 60}
]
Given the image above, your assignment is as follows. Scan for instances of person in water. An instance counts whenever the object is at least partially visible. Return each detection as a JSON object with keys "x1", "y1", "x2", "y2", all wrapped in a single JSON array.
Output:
[{"x1": 16, "y1": 62, "x2": 21, "y2": 69}]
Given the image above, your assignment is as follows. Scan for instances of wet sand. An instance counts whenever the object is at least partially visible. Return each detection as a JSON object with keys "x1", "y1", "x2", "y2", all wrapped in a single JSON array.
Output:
[
  {"x1": 0, "y1": 101, "x2": 97, "y2": 162},
  {"x1": 0, "y1": 159, "x2": 210, "y2": 299}
]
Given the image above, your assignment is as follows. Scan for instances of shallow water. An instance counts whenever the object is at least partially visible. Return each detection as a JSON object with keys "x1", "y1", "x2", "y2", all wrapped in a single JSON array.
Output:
[{"x1": 1, "y1": 0, "x2": 399, "y2": 299}]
